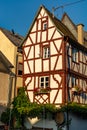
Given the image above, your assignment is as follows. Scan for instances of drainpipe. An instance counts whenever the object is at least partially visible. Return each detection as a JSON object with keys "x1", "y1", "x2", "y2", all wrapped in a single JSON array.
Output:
[{"x1": 77, "y1": 24, "x2": 84, "y2": 45}]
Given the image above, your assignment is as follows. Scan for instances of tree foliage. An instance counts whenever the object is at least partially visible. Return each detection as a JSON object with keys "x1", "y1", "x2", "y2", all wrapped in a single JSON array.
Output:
[
  {"x1": 62, "y1": 102, "x2": 87, "y2": 119},
  {"x1": 12, "y1": 87, "x2": 30, "y2": 115},
  {"x1": 12, "y1": 87, "x2": 57, "y2": 119},
  {"x1": 1, "y1": 108, "x2": 10, "y2": 125},
  {"x1": 11, "y1": 87, "x2": 57, "y2": 127}
]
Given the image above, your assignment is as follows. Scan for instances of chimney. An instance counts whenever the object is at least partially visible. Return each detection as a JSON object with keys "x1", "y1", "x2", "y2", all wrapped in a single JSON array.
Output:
[{"x1": 77, "y1": 24, "x2": 84, "y2": 45}]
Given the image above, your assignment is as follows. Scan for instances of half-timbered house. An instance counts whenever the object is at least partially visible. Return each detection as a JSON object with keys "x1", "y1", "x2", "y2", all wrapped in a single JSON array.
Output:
[
  {"x1": 22, "y1": 5, "x2": 87, "y2": 106},
  {"x1": 22, "y1": 5, "x2": 87, "y2": 130}
]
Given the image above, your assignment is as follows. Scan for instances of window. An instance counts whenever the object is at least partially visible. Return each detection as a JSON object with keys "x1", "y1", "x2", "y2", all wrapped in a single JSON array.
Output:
[
  {"x1": 41, "y1": 16, "x2": 48, "y2": 30},
  {"x1": 17, "y1": 88, "x2": 20, "y2": 95},
  {"x1": 72, "y1": 77, "x2": 78, "y2": 87},
  {"x1": 40, "y1": 76, "x2": 49, "y2": 88},
  {"x1": 72, "y1": 77, "x2": 76, "y2": 86},
  {"x1": 43, "y1": 22, "x2": 47, "y2": 30},
  {"x1": 18, "y1": 63, "x2": 23, "y2": 76},
  {"x1": 72, "y1": 48, "x2": 78, "y2": 62},
  {"x1": 42, "y1": 19, "x2": 48, "y2": 30},
  {"x1": 43, "y1": 47, "x2": 50, "y2": 58}
]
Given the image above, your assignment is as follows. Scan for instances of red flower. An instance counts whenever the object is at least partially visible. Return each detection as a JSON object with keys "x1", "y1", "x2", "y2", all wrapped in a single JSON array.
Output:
[{"x1": 34, "y1": 88, "x2": 40, "y2": 92}]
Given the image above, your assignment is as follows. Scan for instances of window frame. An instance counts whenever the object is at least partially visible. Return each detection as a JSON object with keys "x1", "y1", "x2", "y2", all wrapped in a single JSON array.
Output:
[
  {"x1": 72, "y1": 76, "x2": 78, "y2": 87},
  {"x1": 72, "y1": 47, "x2": 78, "y2": 62},
  {"x1": 42, "y1": 21, "x2": 47, "y2": 30},
  {"x1": 17, "y1": 62, "x2": 23, "y2": 76},
  {"x1": 40, "y1": 76, "x2": 49, "y2": 89},
  {"x1": 41, "y1": 17, "x2": 48, "y2": 31},
  {"x1": 43, "y1": 46, "x2": 50, "y2": 59}
]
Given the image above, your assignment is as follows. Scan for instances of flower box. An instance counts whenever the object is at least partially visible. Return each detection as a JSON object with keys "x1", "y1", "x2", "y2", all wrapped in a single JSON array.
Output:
[{"x1": 34, "y1": 87, "x2": 51, "y2": 95}]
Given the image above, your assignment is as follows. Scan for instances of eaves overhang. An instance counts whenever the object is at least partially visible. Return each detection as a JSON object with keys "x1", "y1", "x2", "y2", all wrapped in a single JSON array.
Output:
[{"x1": 64, "y1": 36, "x2": 87, "y2": 53}]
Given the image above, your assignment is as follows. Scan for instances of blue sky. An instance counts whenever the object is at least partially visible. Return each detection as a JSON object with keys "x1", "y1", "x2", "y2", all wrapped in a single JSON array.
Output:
[{"x1": 0, "y1": 0, "x2": 87, "y2": 36}]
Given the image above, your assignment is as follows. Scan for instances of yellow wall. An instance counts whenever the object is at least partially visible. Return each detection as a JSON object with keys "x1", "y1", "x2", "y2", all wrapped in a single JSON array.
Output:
[
  {"x1": 0, "y1": 30, "x2": 17, "y2": 68},
  {"x1": 0, "y1": 72, "x2": 9, "y2": 105},
  {"x1": 0, "y1": 30, "x2": 23, "y2": 105}
]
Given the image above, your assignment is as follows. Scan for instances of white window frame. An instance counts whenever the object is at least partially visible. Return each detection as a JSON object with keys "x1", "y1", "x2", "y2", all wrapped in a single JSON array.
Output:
[
  {"x1": 40, "y1": 76, "x2": 49, "y2": 89},
  {"x1": 43, "y1": 47, "x2": 50, "y2": 59}
]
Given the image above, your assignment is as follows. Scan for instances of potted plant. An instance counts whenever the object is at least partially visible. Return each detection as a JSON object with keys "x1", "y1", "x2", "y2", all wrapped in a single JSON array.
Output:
[{"x1": 72, "y1": 85, "x2": 83, "y2": 96}]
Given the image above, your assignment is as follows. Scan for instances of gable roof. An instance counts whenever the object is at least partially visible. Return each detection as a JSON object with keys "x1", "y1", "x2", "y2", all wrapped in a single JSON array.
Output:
[
  {"x1": 0, "y1": 27, "x2": 23, "y2": 46},
  {"x1": 61, "y1": 12, "x2": 77, "y2": 39},
  {"x1": 61, "y1": 12, "x2": 87, "y2": 47},
  {"x1": 61, "y1": 12, "x2": 77, "y2": 30},
  {"x1": 21, "y1": 5, "x2": 76, "y2": 46}
]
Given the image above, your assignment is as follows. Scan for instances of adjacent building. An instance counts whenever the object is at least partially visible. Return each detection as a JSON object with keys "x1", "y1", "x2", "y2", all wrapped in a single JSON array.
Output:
[
  {"x1": 61, "y1": 12, "x2": 87, "y2": 46},
  {"x1": 22, "y1": 5, "x2": 87, "y2": 105},
  {"x1": 0, "y1": 27, "x2": 23, "y2": 107}
]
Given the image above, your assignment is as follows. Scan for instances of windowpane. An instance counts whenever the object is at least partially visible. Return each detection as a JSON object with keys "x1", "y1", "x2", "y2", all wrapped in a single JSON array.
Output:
[
  {"x1": 41, "y1": 77, "x2": 44, "y2": 82},
  {"x1": 18, "y1": 63, "x2": 23, "y2": 76},
  {"x1": 72, "y1": 77, "x2": 77, "y2": 87},
  {"x1": 48, "y1": 48, "x2": 50, "y2": 57},
  {"x1": 43, "y1": 23, "x2": 47, "y2": 30},
  {"x1": 45, "y1": 83, "x2": 49, "y2": 87},
  {"x1": 46, "y1": 77, "x2": 49, "y2": 81},
  {"x1": 18, "y1": 70, "x2": 22, "y2": 75},
  {"x1": 44, "y1": 48, "x2": 47, "y2": 58},
  {"x1": 72, "y1": 48, "x2": 78, "y2": 62},
  {"x1": 42, "y1": 21, "x2": 47, "y2": 30},
  {"x1": 41, "y1": 83, "x2": 44, "y2": 87}
]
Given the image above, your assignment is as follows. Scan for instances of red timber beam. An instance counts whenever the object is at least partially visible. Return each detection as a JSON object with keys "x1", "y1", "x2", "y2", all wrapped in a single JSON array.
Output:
[{"x1": 62, "y1": 36, "x2": 68, "y2": 104}]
